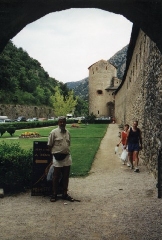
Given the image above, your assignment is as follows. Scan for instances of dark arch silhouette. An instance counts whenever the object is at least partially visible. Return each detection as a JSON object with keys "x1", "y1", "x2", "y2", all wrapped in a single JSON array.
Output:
[{"x1": 0, "y1": 1, "x2": 162, "y2": 53}]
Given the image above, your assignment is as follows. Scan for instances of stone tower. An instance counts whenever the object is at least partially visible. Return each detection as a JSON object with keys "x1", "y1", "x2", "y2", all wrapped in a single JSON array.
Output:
[{"x1": 88, "y1": 60, "x2": 121, "y2": 118}]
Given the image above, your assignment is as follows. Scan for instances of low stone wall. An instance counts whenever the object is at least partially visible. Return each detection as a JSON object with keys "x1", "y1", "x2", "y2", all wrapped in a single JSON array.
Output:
[
  {"x1": 0, "y1": 104, "x2": 54, "y2": 120},
  {"x1": 115, "y1": 30, "x2": 162, "y2": 178}
]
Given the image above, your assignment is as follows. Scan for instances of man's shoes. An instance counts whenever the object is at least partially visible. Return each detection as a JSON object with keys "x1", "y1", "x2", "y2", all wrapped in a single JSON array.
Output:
[
  {"x1": 134, "y1": 168, "x2": 140, "y2": 172},
  {"x1": 127, "y1": 163, "x2": 131, "y2": 167},
  {"x1": 50, "y1": 195, "x2": 57, "y2": 202},
  {"x1": 62, "y1": 194, "x2": 74, "y2": 202}
]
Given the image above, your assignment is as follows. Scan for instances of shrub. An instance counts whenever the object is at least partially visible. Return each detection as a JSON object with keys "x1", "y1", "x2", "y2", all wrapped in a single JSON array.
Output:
[
  {"x1": 84, "y1": 113, "x2": 96, "y2": 124},
  {"x1": 0, "y1": 126, "x2": 6, "y2": 136},
  {"x1": 0, "y1": 142, "x2": 33, "y2": 193},
  {"x1": 71, "y1": 123, "x2": 80, "y2": 128},
  {"x1": 6, "y1": 126, "x2": 16, "y2": 136}
]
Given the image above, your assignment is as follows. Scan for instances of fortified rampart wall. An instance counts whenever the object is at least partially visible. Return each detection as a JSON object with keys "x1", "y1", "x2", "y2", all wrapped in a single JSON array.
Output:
[
  {"x1": 0, "y1": 104, "x2": 54, "y2": 119},
  {"x1": 115, "y1": 30, "x2": 162, "y2": 178}
]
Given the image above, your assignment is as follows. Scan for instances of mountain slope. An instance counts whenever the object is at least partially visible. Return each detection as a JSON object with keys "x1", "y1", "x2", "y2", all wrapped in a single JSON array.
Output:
[
  {"x1": 66, "y1": 77, "x2": 88, "y2": 100},
  {"x1": 66, "y1": 45, "x2": 128, "y2": 100},
  {"x1": 109, "y1": 45, "x2": 128, "y2": 80}
]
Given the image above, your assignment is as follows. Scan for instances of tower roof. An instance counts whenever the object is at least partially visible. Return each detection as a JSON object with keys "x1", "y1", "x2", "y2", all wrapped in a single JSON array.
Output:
[{"x1": 88, "y1": 59, "x2": 116, "y2": 69}]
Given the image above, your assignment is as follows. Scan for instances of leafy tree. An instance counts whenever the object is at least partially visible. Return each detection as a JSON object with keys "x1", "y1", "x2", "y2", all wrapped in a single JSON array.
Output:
[
  {"x1": 64, "y1": 90, "x2": 78, "y2": 114},
  {"x1": 50, "y1": 86, "x2": 66, "y2": 116},
  {"x1": 74, "y1": 97, "x2": 89, "y2": 116},
  {"x1": 51, "y1": 86, "x2": 77, "y2": 116},
  {"x1": 34, "y1": 86, "x2": 45, "y2": 105},
  {"x1": 59, "y1": 82, "x2": 70, "y2": 97}
]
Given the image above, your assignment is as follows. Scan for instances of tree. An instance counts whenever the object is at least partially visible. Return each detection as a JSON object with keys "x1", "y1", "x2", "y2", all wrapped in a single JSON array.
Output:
[
  {"x1": 64, "y1": 90, "x2": 78, "y2": 114},
  {"x1": 74, "y1": 97, "x2": 89, "y2": 116},
  {"x1": 34, "y1": 86, "x2": 45, "y2": 105},
  {"x1": 50, "y1": 86, "x2": 77, "y2": 116}
]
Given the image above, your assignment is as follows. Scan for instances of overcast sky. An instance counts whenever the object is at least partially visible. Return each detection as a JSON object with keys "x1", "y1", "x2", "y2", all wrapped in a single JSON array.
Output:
[{"x1": 12, "y1": 8, "x2": 133, "y2": 83}]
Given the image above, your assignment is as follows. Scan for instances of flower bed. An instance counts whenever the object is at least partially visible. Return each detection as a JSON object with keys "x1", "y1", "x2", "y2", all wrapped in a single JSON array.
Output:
[
  {"x1": 19, "y1": 132, "x2": 40, "y2": 138},
  {"x1": 71, "y1": 123, "x2": 80, "y2": 128}
]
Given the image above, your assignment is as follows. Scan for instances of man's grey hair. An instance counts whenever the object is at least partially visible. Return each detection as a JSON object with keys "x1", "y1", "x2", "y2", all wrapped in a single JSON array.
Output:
[{"x1": 58, "y1": 116, "x2": 66, "y2": 121}]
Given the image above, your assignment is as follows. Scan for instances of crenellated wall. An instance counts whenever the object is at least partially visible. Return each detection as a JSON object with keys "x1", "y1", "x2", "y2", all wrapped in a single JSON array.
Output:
[{"x1": 115, "y1": 29, "x2": 162, "y2": 178}]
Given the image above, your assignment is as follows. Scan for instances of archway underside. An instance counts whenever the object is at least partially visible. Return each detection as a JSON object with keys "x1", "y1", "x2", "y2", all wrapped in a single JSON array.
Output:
[{"x1": 0, "y1": 0, "x2": 162, "y2": 53}]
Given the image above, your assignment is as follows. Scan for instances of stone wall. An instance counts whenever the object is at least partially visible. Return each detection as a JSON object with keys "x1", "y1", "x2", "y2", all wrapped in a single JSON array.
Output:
[
  {"x1": 115, "y1": 29, "x2": 162, "y2": 178},
  {"x1": 0, "y1": 104, "x2": 55, "y2": 120}
]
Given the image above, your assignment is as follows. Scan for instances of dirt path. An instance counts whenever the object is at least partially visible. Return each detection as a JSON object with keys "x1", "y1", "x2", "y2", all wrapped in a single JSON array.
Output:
[{"x1": 0, "y1": 124, "x2": 162, "y2": 240}]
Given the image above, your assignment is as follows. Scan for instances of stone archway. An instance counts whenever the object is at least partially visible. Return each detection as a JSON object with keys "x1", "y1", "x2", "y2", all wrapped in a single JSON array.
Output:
[{"x1": 0, "y1": 1, "x2": 162, "y2": 54}]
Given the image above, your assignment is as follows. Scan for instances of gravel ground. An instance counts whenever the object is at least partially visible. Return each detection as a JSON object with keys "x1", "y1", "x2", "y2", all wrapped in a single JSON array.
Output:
[{"x1": 0, "y1": 124, "x2": 162, "y2": 240}]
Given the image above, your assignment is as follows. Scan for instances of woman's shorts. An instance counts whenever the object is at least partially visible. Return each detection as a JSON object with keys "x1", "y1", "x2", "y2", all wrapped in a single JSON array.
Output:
[{"x1": 128, "y1": 143, "x2": 140, "y2": 152}]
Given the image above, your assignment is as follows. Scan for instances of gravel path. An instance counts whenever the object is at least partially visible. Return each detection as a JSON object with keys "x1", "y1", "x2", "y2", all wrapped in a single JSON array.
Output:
[{"x1": 0, "y1": 124, "x2": 162, "y2": 240}]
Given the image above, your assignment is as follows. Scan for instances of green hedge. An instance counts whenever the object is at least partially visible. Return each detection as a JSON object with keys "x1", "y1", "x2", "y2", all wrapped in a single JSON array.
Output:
[
  {"x1": 94, "y1": 119, "x2": 112, "y2": 124},
  {"x1": 0, "y1": 119, "x2": 77, "y2": 130},
  {"x1": 0, "y1": 118, "x2": 112, "y2": 133},
  {"x1": 0, "y1": 142, "x2": 33, "y2": 193},
  {"x1": 7, "y1": 120, "x2": 58, "y2": 129}
]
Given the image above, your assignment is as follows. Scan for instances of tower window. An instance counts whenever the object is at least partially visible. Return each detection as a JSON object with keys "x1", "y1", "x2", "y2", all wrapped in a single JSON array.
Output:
[{"x1": 97, "y1": 90, "x2": 103, "y2": 95}]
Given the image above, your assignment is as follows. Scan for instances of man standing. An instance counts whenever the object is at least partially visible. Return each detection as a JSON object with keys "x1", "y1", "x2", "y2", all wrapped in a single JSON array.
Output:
[
  {"x1": 47, "y1": 116, "x2": 74, "y2": 202},
  {"x1": 125, "y1": 120, "x2": 142, "y2": 172}
]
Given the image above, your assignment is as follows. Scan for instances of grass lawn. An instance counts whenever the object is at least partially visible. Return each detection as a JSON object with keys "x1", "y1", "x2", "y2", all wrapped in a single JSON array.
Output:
[{"x1": 0, "y1": 124, "x2": 108, "y2": 177}]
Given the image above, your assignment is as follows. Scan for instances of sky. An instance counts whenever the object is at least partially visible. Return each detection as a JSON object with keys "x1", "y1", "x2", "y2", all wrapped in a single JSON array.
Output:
[{"x1": 12, "y1": 8, "x2": 133, "y2": 83}]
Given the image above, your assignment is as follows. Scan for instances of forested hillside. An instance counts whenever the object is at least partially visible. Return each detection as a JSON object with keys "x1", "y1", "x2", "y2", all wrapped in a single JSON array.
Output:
[
  {"x1": 66, "y1": 77, "x2": 88, "y2": 100},
  {"x1": 0, "y1": 41, "x2": 69, "y2": 106},
  {"x1": 0, "y1": 41, "x2": 127, "y2": 116}
]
